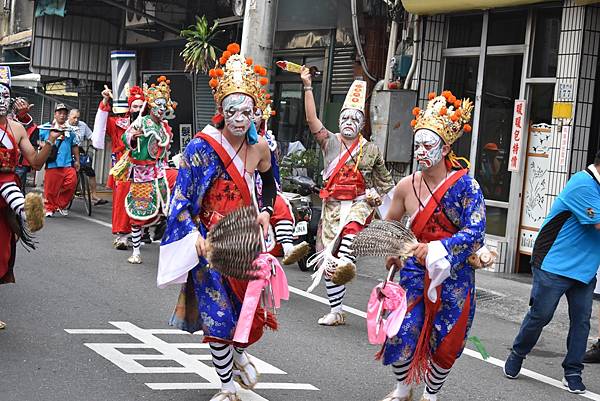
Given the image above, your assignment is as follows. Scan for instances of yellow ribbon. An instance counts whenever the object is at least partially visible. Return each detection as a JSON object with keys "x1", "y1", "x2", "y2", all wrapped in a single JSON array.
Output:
[
  {"x1": 447, "y1": 150, "x2": 471, "y2": 170},
  {"x1": 353, "y1": 134, "x2": 364, "y2": 173}
]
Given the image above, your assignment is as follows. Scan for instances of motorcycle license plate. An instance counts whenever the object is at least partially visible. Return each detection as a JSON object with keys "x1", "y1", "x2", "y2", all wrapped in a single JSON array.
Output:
[{"x1": 293, "y1": 221, "x2": 308, "y2": 237}]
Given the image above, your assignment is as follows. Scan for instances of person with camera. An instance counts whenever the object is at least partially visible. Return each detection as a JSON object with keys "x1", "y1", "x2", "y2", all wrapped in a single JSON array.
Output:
[{"x1": 39, "y1": 103, "x2": 80, "y2": 217}]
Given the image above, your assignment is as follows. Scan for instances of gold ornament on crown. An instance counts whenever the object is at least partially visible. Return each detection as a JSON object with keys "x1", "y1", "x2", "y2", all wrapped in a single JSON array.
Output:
[
  {"x1": 410, "y1": 90, "x2": 474, "y2": 146},
  {"x1": 144, "y1": 75, "x2": 176, "y2": 112},
  {"x1": 208, "y1": 43, "x2": 270, "y2": 106}
]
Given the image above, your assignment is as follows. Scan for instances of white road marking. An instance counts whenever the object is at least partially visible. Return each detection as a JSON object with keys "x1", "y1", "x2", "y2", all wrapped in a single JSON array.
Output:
[
  {"x1": 66, "y1": 321, "x2": 317, "y2": 397},
  {"x1": 78, "y1": 212, "x2": 600, "y2": 400},
  {"x1": 288, "y1": 285, "x2": 600, "y2": 401},
  {"x1": 71, "y1": 213, "x2": 112, "y2": 228}
]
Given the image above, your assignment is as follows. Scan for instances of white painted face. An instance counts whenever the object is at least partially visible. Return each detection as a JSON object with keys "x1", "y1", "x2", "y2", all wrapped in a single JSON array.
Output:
[
  {"x1": 414, "y1": 129, "x2": 444, "y2": 170},
  {"x1": 222, "y1": 93, "x2": 255, "y2": 137},
  {"x1": 338, "y1": 108, "x2": 365, "y2": 139},
  {"x1": 0, "y1": 85, "x2": 10, "y2": 117},
  {"x1": 150, "y1": 97, "x2": 167, "y2": 120}
]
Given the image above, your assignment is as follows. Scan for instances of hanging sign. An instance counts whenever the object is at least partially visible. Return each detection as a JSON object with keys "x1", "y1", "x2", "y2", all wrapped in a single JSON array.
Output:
[{"x1": 508, "y1": 99, "x2": 526, "y2": 172}]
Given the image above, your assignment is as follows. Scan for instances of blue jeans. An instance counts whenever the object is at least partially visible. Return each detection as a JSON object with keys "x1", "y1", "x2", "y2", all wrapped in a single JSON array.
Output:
[{"x1": 512, "y1": 267, "x2": 596, "y2": 376}]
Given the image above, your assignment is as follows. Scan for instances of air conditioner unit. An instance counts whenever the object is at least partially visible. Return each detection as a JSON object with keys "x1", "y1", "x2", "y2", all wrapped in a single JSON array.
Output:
[{"x1": 125, "y1": 0, "x2": 156, "y2": 29}]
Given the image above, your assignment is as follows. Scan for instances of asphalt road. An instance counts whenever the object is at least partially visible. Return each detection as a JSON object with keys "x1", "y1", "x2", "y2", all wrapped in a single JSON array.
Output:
[{"x1": 1, "y1": 199, "x2": 599, "y2": 401}]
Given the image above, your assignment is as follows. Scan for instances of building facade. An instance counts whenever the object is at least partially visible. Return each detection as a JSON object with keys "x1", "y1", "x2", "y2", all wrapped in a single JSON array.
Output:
[{"x1": 409, "y1": 0, "x2": 600, "y2": 273}]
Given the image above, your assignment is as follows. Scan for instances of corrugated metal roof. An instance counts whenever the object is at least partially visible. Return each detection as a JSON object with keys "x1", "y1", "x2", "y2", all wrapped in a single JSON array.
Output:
[{"x1": 31, "y1": 15, "x2": 119, "y2": 81}]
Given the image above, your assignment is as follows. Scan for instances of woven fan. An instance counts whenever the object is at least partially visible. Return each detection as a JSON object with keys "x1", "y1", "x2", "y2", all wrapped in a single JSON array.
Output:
[
  {"x1": 351, "y1": 219, "x2": 418, "y2": 258},
  {"x1": 205, "y1": 206, "x2": 263, "y2": 280}
]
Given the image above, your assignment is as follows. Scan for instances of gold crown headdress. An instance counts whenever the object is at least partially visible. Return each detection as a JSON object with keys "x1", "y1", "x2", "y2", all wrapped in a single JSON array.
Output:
[
  {"x1": 410, "y1": 90, "x2": 474, "y2": 146},
  {"x1": 144, "y1": 75, "x2": 176, "y2": 112},
  {"x1": 208, "y1": 43, "x2": 269, "y2": 106}
]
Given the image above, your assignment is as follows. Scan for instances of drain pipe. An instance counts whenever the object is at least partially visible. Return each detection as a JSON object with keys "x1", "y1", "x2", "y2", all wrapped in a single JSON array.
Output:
[
  {"x1": 403, "y1": 15, "x2": 420, "y2": 90},
  {"x1": 383, "y1": 0, "x2": 401, "y2": 86},
  {"x1": 350, "y1": 0, "x2": 377, "y2": 82}
]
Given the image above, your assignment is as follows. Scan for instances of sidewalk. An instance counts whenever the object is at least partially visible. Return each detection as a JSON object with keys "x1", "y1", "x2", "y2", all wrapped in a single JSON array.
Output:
[{"x1": 476, "y1": 270, "x2": 600, "y2": 341}]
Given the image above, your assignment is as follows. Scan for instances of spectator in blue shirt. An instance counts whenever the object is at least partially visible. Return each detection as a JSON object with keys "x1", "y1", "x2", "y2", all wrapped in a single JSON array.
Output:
[
  {"x1": 503, "y1": 150, "x2": 600, "y2": 394},
  {"x1": 39, "y1": 103, "x2": 80, "y2": 217}
]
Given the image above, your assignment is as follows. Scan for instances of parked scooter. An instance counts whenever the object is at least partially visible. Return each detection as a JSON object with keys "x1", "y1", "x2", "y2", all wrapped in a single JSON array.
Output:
[{"x1": 281, "y1": 175, "x2": 321, "y2": 271}]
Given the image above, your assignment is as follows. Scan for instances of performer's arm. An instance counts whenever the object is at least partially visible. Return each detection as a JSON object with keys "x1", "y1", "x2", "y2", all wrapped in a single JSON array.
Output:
[
  {"x1": 560, "y1": 181, "x2": 600, "y2": 229},
  {"x1": 92, "y1": 98, "x2": 111, "y2": 149},
  {"x1": 158, "y1": 139, "x2": 203, "y2": 288},
  {"x1": 301, "y1": 66, "x2": 330, "y2": 149},
  {"x1": 19, "y1": 123, "x2": 59, "y2": 170},
  {"x1": 385, "y1": 177, "x2": 408, "y2": 221},
  {"x1": 372, "y1": 149, "x2": 395, "y2": 195}
]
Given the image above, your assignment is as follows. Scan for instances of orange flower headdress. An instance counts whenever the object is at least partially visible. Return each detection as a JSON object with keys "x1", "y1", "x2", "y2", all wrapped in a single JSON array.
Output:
[
  {"x1": 144, "y1": 75, "x2": 175, "y2": 112},
  {"x1": 208, "y1": 43, "x2": 270, "y2": 106}
]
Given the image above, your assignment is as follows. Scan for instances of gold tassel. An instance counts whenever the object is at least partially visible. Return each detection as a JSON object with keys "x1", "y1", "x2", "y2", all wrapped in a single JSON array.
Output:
[{"x1": 447, "y1": 150, "x2": 471, "y2": 170}]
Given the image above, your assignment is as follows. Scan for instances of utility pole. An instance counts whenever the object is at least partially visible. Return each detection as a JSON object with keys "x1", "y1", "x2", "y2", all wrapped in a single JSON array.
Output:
[{"x1": 240, "y1": 0, "x2": 279, "y2": 69}]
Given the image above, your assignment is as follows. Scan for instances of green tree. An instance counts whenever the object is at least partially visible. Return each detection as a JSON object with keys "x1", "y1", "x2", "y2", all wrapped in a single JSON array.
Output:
[{"x1": 180, "y1": 16, "x2": 223, "y2": 74}]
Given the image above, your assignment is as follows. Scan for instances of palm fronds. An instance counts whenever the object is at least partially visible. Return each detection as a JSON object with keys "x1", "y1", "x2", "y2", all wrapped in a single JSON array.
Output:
[{"x1": 180, "y1": 15, "x2": 223, "y2": 74}]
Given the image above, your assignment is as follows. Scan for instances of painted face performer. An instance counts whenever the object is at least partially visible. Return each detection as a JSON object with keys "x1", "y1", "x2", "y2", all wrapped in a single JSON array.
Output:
[
  {"x1": 380, "y1": 91, "x2": 488, "y2": 401},
  {"x1": 92, "y1": 85, "x2": 146, "y2": 250},
  {"x1": 157, "y1": 44, "x2": 278, "y2": 401},
  {"x1": 112, "y1": 76, "x2": 173, "y2": 264},
  {"x1": 301, "y1": 67, "x2": 394, "y2": 326},
  {"x1": 251, "y1": 87, "x2": 296, "y2": 260},
  {"x1": 0, "y1": 66, "x2": 58, "y2": 329}
]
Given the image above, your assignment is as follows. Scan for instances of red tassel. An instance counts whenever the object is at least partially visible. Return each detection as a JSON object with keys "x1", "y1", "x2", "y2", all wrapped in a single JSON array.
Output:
[
  {"x1": 374, "y1": 343, "x2": 386, "y2": 360},
  {"x1": 211, "y1": 113, "x2": 224, "y2": 125},
  {"x1": 406, "y1": 277, "x2": 442, "y2": 384}
]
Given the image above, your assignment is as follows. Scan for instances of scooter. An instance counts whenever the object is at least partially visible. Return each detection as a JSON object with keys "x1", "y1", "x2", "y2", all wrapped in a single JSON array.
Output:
[{"x1": 282, "y1": 175, "x2": 321, "y2": 271}]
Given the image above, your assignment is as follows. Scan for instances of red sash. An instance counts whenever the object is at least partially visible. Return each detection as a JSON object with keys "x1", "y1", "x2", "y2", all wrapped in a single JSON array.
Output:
[
  {"x1": 320, "y1": 137, "x2": 362, "y2": 200},
  {"x1": 411, "y1": 169, "x2": 468, "y2": 239},
  {"x1": 198, "y1": 132, "x2": 252, "y2": 206}
]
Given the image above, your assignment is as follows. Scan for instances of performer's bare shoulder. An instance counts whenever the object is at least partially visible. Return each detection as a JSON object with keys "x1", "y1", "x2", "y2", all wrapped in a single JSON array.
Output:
[
  {"x1": 387, "y1": 172, "x2": 422, "y2": 220},
  {"x1": 245, "y1": 135, "x2": 272, "y2": 172}
]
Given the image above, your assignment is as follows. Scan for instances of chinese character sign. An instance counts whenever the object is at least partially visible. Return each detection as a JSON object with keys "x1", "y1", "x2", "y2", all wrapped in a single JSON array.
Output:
[{"x1": 508, "y1": 99, "x2": 527, "y2": 172}]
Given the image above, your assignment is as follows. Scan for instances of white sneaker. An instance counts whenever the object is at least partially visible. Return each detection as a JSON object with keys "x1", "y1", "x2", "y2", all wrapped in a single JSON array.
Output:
[
  {"x1": 209, "y1": 390, "x2": 241, "y2": 401},
  {"x1": 127, "y1": 254, "x2": 142, "y2": 264},
  {"x1": 58, "y1": 209, "x2": 69, "y2": 216},
  {"x1": 317, "y1": 311, "x2": 346, "y2": 326},
  {"x1": 45, "y1": 211, "x2": 54, "y2": 218}
]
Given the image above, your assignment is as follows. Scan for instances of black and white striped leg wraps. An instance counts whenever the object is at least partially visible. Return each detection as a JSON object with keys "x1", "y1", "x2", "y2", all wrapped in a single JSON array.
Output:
[
  {"x1": 0, "y1": 182, "x2": 25, "y2": 218},
  {"x1": 325, "y1": 278, "x2": 345, "y2": 312},
  {"x1": 274, "y1": 220, "x2": 294, "y2": 245},
  {"x1": 392, "y1": 359, "x2": 412, "y2": 383},
  {"x1": 336, "y1": 234, "x2": 356, "y2": 263},
  {"x1": 425, "y1": 361, "x2": 451, "y2": 395},
  {"x1": 209, "y1": 342, "x2": 236, "y2": 392},
  {"x1": 131, "y1": 225, "x2": 142, "y2": 255}
]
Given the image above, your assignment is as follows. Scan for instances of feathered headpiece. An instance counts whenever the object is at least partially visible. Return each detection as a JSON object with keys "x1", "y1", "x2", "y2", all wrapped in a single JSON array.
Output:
[
  {"x1": 144, "y1": 75, "x2": 175, "y2": 113},
  {"x1": 410, "y1": 90, "x2": 474, "y2": 146},
  {"x1": 127, "y1": 85, "x2": 145, "y2": 106},
  {"x1": 208, "y1": 43, "x2": 269, "y2": 106}
]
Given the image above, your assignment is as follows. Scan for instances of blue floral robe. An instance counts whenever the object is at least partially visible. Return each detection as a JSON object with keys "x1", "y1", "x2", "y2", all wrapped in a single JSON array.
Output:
[{"x1": 383, "y1": 173, "x2": 486, "y2": 370}]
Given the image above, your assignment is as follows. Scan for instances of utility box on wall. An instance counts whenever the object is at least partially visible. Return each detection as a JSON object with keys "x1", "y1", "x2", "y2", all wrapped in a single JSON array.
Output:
[{"x1": 370, "y1": 89, "x2": 417, "y2": 163}]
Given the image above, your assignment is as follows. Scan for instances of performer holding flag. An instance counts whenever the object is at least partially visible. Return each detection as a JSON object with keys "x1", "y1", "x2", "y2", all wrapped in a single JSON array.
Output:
[
  {"x1": 300, "y1": 66, "x2": 394, "y2": 326},
  {"x1": 381, "y1": 91, "x2": 489, "y2": 401},
  {"x1": 158, "y1": 43, "x2": 279, "y2": 401}
]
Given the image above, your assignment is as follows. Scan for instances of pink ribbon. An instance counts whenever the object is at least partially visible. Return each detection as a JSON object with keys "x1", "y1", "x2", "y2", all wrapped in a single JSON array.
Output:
[
  {"x1": 366, "y1": 282, "x2": 407, "y2": 345},
  {"x1": 233, "y1": 253, "x2": 289, "y2": 344}
]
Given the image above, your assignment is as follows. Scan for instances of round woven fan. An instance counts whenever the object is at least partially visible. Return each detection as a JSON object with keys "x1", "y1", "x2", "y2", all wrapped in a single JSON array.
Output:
[
  {"x1": 351, "y1": 219, "x2": 418, "y2": 258},
  {"x1": 205, "y1": 206, "x2": 263, "y2": 280}
]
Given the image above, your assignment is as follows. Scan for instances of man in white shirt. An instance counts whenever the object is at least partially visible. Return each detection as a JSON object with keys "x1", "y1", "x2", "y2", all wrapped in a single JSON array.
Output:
[{"x1": 68, "y1": 109, "x2": 107, "y2": 205}]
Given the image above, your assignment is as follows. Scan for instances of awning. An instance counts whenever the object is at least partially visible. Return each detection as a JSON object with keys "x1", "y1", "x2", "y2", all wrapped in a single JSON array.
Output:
[
  {"x1": 575, "y1": 0, "x2": 600, "y2": 5},
  {"x1": 401, "y1": 0, "x2": 549, "y2": 15},
  {"x1": 10, "y1": 73, "x2": 41, "y2": 89},
  {"x1": 0, "y1": 29, "x2": 32, "y2": 48}
]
